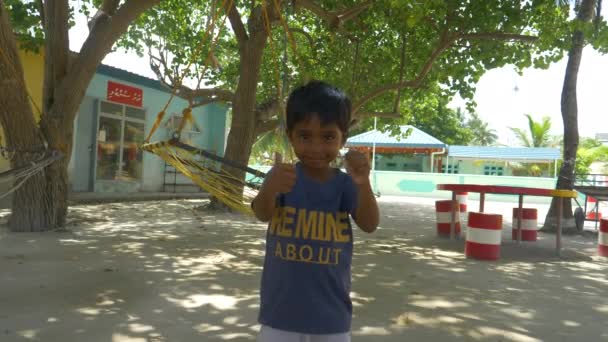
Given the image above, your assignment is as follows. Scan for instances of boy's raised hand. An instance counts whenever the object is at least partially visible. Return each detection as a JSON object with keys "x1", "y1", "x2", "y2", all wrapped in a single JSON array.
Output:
[
  {"x1": 344, "y1": 150, "x2": 371, "y2": 185},
  {"x1": 264, "y1": 152, "x2": 296, "y2": 194}
]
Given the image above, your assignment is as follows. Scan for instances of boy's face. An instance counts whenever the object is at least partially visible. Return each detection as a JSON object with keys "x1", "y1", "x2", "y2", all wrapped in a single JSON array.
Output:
[{"x1": 288, "y1": 114, "x2": 345, "y2": 170}]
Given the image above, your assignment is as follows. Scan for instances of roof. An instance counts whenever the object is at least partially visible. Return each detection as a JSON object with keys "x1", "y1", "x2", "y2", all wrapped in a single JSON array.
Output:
[
  {"x1": 346, "y1": 125, "x2": 446, "y2": 149},
  {"x1": 448, "y1": 145, "x2": 561, "y2": 162},
  {"x1": 96, "y1": 64, "x2": 172, "y2": 94},
  {"x1": 596, "y1": 133, "x2": 608, "y2": 141}
]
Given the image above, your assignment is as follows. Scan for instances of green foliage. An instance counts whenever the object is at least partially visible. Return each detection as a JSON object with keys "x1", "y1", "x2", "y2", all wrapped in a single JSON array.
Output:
[
  {"x1": 5, "y1": 0, "x2": 45, "y2": 52},
  {"x1": 507, "y1": 113, "x2": 561, "y2": 177},
  {"x1": 115, "y1": 1, "x2": 575, "y2": 107},
  {"x1": 465, "y1": 111, "x2": 498, "y2": 146},
  {"x1": 580, "y1": 137, "x2": 603, "y2": 149},
  {"x1": 6, "y1": 0, "x2": 96, "y2": 52},
  {"x1": 575, "y1": 139, "x2": 608, "y2": 175},
  {"x1": 107, "y1": 0, "x2": 601, "y2": 164},
  {"x1": 509, "y1": 114, "x2": 559, "y2": 147},
  {"x1": 249, "y1": 129, "x2": 291, "y2": 165},
  {"x1": 349, "y1": 87, "x2": 474, "y2": 146}
]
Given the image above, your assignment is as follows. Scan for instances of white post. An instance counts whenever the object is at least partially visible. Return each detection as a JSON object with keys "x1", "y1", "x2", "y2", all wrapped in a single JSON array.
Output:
[
  {"x1": 372, "y1": 116, "x2": 377, "y2": 172},
  {"x1": 554, "y1": 160, "x2": 558, "y2": 178},
  {"x1": 371, "y1": 116, "x2": 377, "y2": 193},
  {"x1": 447, "y1": 156, "x2": 451, "y2": 173}
]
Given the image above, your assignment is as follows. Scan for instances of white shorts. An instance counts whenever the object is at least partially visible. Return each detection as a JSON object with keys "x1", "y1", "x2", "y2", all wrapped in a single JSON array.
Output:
[{"x1": 257, "y1": 325, "x2": 351, "y2": 342}]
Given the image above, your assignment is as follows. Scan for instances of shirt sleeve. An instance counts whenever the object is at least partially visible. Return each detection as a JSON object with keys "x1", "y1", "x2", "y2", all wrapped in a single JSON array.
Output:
[{"x1": 343, "y1": 173, "x2": 359, "y2": 218}]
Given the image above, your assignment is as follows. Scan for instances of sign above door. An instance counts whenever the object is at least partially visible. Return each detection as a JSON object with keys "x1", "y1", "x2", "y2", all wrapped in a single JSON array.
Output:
[{"x1": 107, "y1": 81, "x2": 143, "y2": 107}]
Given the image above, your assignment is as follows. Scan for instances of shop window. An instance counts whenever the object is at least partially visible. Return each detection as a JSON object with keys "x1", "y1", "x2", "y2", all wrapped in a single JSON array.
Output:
[
  {"x1": 484, "y1": 165, "x2": 504, "y2": 176},
  {"x1": 441, "y1": 164, "x2": 459, "y2": 174},
  {"x1": 96, "y1": 101, "x2": 146, "y2": 181}
]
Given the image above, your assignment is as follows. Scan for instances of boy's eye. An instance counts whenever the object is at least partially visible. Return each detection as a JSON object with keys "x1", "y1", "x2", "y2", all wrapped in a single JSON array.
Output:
[
  {"x1": 324, "y1": 135, "x2": 336, "y2": 141},
  {"x1": 299, "y1": 134, "x2": 310, "y2": 140}
]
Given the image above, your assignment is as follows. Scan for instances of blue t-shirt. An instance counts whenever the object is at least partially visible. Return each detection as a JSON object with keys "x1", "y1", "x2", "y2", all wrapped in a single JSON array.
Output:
[{"x1": 258, "y1": 162, "x2": 358, "y2": 334}]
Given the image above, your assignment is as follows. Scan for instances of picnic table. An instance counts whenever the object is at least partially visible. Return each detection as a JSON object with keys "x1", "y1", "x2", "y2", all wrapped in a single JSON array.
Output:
[
  {"x1": 573, "y1": 173, "x2": 608, "y2": 230},
  {"x1": 437, "y1": 184, "x2": 578, "y2": 256}
]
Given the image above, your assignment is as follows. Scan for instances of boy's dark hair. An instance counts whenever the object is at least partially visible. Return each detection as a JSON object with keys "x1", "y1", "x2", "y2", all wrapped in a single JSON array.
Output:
[{"x1": 286, "y1": 80, "x2": 351, "y2": 140}]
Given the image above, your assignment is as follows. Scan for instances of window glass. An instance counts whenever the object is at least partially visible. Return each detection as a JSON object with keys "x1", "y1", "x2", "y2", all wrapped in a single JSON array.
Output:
[
  {"x1": 100, "y1": 101, "x2": 123, "y2": 116},
  {"x1": 126, "y1": 106, "x2": 146, "y2": 120}
]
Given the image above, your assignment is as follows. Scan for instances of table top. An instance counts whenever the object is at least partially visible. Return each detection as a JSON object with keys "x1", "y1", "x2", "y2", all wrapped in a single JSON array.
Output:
[
  {"x1": 574, "y1": 185, "x2": 608, "y2": 201},
  {"x1": 437, "y1": 183, "x2": 578, "y2": 198}
]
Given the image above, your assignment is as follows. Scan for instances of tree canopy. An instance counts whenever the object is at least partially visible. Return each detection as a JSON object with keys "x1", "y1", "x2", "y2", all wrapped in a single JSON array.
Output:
[
  {"x1": 509, "y1": 114, "x2": 559, "y2": 148},
  {"x1": 465, "y1": 111, "x2": 498, "y2": 146},
  {"x1": 116, "y1": 1, "x2": 575, "y2": 132}
]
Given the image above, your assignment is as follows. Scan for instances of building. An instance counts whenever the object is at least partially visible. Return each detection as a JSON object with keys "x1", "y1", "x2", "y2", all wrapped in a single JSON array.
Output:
[
  {"x1": 346, "y1": 126, "x2": 561, "y2": 177},
  {"x1": 596, "y1": 133, "x2": 608, "y2": 146},
  {"x1": 446, "y1": 146, "x2": 561, "y2": 177},
  {"x1": 346, "y1": 125, "x2": 447, "y2": 173},
  {"x1": 70, "y1": 65, "x2": 228, "y2": 193},
  {"x1": 4, "y1": 48, "x2": 228, "y2": 195}
]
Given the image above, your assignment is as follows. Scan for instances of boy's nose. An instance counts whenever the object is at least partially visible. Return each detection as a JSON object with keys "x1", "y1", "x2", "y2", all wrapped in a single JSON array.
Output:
[{"x1": 309, "y1": 141, "x2": 323, "y2": 153}]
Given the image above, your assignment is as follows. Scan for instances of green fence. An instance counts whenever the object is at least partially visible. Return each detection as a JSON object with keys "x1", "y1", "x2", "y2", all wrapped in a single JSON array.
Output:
[{"x1": 248, "y1": 165, "x2": 574, "y2": 204}]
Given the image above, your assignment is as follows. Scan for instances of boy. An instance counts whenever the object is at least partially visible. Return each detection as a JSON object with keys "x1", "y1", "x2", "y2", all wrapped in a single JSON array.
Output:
[{"x1": 252, "y1": 80, "x2": 380, "y2": 342}]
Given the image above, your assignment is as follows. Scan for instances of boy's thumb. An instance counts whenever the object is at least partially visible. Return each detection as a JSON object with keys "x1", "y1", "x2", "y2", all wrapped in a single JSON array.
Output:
[{"x1": 274, "y1": 152, "x2": 283, "y2": 165}]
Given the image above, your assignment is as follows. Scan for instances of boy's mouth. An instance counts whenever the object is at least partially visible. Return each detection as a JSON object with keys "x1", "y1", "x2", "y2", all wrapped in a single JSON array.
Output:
[{"x1": 303, "y1": 157, "x2": 329, "y2": 166}]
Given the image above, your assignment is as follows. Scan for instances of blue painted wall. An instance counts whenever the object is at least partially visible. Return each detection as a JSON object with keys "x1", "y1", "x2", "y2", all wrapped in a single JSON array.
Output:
[{"x1": 69, "y1": 69, "x2": 227, "y2": 192}]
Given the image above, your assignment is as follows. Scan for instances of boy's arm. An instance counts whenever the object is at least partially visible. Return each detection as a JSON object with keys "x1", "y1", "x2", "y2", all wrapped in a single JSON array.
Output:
[
  {"x1": 252, "y1": 153, "x2": 296, "y2": 222},
  {"x1": 252, "y1": 187, "x2": 278, "y2": 222},
  {"x1": 353, "y1": 180, "x2": 379, "y2": 233}
]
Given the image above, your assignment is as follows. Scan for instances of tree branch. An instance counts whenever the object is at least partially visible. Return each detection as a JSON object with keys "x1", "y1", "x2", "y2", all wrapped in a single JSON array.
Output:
[
  {"x1": 228, "y1": 1, "x2": 248, "y2": 46},
  {"x1": 148, "y1": 46, "x2": 178, "y2": 89},
  {"x1": 182, "y1": 87, "x2": 235, "y2": 102},
  {"x1": 352, "y1": 32, "x2": 538, "y2": 115},
  {"x1": 295, "y1": 0, "x2": 372, "y2": 30},
  {"x1": 101, "y1": 0, "x2": 120, "y2": 14},
  {"x1": 88, "y1": 0, "x2": 121, "y2": 31},
  {"x1": 288, "y1": 27, "x2": 316, "y2": 54},
  {"x1": 256, "y1": 119, "x2": 280, "y2": 136},
  {"x1": 50, "y1": 0, "x2": 160, "y2": 127},
  {"x1": 192, "y1": 98, "x2": 222, "y2": 108},
  {"x1": 255, "y1": 98, "x2": 282, "y2": 121},
  {"x1": 42, "y1": 0, "x2": 70, "y2": 112},
  {"x1": 458, "y1": 32, "x2": 539, "y2": 42}
]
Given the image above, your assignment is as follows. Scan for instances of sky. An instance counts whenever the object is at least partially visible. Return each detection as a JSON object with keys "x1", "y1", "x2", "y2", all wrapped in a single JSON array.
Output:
[
  {"x1": 448, "y1": 48, "x2": 608, "y2": 145},
  {"x1": 69, "y1": 5, "x2": 608, "y2": 146}
]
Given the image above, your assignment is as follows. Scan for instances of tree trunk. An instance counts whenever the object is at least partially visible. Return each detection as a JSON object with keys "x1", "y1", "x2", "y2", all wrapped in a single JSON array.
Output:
[
  {"x1": 38, "y1": 117, "x2": 73, "y2": 229},
  {"x1": 210, "y1": 32, "x2": 268, "y2": 209},
  {"x1": 542, "y1": 0, "x2": 597, "y2": 233},
  {"x1": 0, "y1": 1, "x2": 54, "y2": 231},
  {"x1": 1, "y1": 0, "x2": 157, "y2": 231}
]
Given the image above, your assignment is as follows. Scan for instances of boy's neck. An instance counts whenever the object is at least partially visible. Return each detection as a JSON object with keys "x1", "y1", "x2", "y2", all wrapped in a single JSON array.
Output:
[{"x1": 301, "y1": 164, "x2": 335, "y2": 183}]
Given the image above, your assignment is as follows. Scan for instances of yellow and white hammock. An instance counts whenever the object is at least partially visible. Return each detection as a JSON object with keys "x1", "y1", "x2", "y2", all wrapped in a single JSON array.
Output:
[
  {"x1": 141, "y1": 138, "x2": 266, "y2": 215},
  {"x1": 140, "y1": 0, "x2": 303, "y2": 215}
]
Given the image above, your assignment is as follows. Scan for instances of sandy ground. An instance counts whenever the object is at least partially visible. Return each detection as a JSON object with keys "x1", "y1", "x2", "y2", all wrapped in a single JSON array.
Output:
[{"x1": 1, "y1": 196, "x2": 607, "y2": 342}]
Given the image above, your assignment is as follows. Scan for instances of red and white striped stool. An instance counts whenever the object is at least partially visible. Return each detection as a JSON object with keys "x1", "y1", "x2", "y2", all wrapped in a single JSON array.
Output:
[
  {"x1": 586, "y1": 196, "x2": 602, "y2": 220},
  {"x1": 465, "y1": 212, "x2": 503, "y2": 260},
  {"x1": 512, "y1": 208, "x2": 538, "y2": 241},
  {"x1": 456, "y1": 192, "x2": 468, "y2": 212},
  {"x1": 435, "y1": 200, "x2": 460, "y2": 236},
  {"x1": 599, "y1": 219, "x2": 608, "y2": 257}
]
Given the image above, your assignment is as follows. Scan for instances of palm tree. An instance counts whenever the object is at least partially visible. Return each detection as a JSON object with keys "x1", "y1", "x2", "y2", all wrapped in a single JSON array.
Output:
[
  {"x1": 508, "y1": 114, "x2": 559, "y2": 177},
  {"x1": 543, "y1": 0, "x2": 603, "y2": 233},
  {"x1": 509, "y1": 114, "x2": 558, "y2": 147},
  {"x1": 576, "y1": 137, "x2": 608, "y2": 174},
  {"x1": 467, "y1": 111, "x2": 498, "y2": 146}
]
